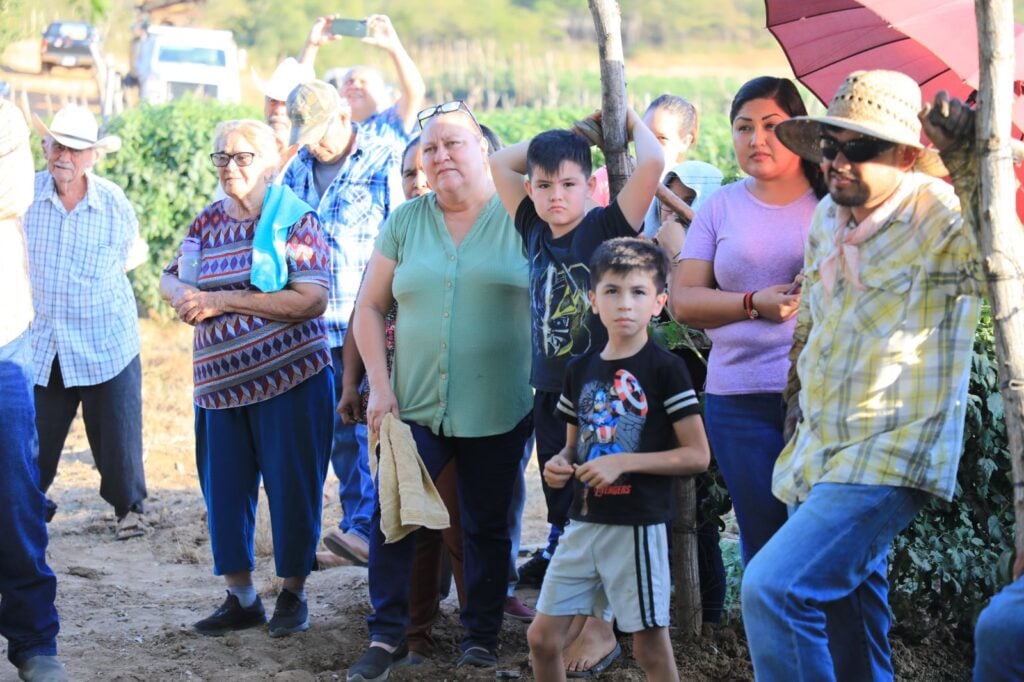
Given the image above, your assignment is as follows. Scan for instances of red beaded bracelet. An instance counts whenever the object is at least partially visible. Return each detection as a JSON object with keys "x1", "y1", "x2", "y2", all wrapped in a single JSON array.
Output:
[{"x1": 743, "y1": 291, "x2": 760, "y2": 320}]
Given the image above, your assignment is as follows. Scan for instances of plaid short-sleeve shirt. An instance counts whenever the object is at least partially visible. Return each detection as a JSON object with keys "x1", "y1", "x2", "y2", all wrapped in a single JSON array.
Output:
[
  {"x1": 24, "y1": 171, "x2": 140, "y2": 387},
  {"x1": 283, "y1": 130, "x2": 399, "y2": 347}
]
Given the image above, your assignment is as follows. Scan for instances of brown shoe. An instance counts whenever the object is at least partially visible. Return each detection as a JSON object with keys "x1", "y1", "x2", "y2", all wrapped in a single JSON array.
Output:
[
  {"x1": 315, "y1": 550, "x2": 352, "y2": 570},
  {"x1": 115, "y1": 511, "x2": 147, "y2": 540},
  {"x1": 323, "y1": 528, "x2": 369, "y2": 566}
]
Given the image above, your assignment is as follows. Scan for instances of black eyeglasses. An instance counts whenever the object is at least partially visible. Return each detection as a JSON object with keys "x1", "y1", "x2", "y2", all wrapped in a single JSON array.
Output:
[
  {"x1": 819, "y1": 136, "x2": 896, "y2": 163},
  {"x1": 416, "y1": 100, "x2": 481, "y2": 131},
  {"x1": 210, "y1": 151, "x2": 256, "y2": 168}
]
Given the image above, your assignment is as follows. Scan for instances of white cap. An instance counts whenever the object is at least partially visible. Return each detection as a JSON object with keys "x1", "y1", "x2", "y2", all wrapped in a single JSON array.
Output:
[{"x1": 252, "y1": 58, "x2": 316, "y2": 102}]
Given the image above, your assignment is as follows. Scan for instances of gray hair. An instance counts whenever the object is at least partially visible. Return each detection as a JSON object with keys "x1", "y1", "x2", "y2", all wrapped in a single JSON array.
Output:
[{"x1": 213, "y1": 119, "x2": 281, "y2": 170}]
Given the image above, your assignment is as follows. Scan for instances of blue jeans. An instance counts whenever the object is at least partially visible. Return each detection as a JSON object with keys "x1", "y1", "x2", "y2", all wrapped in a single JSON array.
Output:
[
  {"x1": 329, "y1": 347, "x2": 372, "y2": 543},
  {"x1": 741, "y1": 483, "x2": 927, "y2": 682},
  {"x1": 704, "y1": 392, "x2": 789, "y2": 564},
  {"x1": 974, "y1": 574, "x2": 1024, "y2": 681},
  {"x1": 195, "y1": 369, "x2": 334, "y2": 577},
  {"x1": 0, "y1": 331, "x2": 59, "y2": 667},
  {"x1": 367, "y1": 414, "x2": 532, "y2": 653},
  {"x1": 507, "y1": 434, "x2": 534, "y2": 595}
]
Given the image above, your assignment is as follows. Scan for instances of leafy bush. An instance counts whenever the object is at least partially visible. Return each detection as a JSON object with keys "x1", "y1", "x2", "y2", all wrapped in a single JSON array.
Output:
[
  {"x1": 890, "y1": 304, "x2": 1016, "y2": 639},
  {"x1": 97, "y1": 97, "x2": 258, "y2": 314}
]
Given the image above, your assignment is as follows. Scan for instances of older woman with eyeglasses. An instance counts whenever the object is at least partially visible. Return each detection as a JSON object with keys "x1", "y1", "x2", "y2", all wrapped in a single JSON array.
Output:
[
  {"x1": 159, "y1": 119, "x2": 334, "y2": 639},
  {"x1": 346, "y1": 101, "x2": 531, "y2": 680}
]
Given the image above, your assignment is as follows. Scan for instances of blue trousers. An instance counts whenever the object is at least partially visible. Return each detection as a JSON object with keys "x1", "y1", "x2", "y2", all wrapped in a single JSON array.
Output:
[
  {"x1": 507, "y1": 434, "x2": 534, "y2": 594},
  {"x1": 195, "y1": 368, "x2": 334, "y2": 578},
  {"x1": 329, "y1": 347, "x2": 373, "y2": 543},
  {"x1": 974, "y1": 573, "x2": 1024, "y2": 681},
  {"x1": 704, "y1": 392, "x2": 789, "y2": 564},
  {"x1": 742, "y1": 483, "x2": 926, "y2": 682},
  {"x1": 0, "y1": 331, "x2": 59, "y2": 667},
  {"x1": 367, "y1": 414, "x2": 532, "y2": 653}
]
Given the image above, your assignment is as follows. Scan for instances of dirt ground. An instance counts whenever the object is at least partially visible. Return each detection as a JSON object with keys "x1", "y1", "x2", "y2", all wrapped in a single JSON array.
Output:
[{"x1": 2, "y1": 319, "x2": 973, "y2": 681}]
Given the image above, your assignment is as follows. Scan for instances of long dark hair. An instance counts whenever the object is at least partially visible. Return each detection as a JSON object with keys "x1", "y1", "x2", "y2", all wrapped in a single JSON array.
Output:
[{"x1": 730, "y1": 76, "x2": 826, "y2": 198}]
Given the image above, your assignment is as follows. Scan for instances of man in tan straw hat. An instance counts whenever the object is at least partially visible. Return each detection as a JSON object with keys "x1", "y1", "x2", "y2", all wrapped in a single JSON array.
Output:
[
  {"x1": 252, "y1": 57, "x2": 315, "y2": 159},
  {"x1": 25, "y1": 105, "x2": 148, "y2": 542},
  {"x1": 0, "y1": 100, "x2": 69, "y2": 682},
  {"x1": 739, "y1": 69, "x2": 985, "y2": 679}
]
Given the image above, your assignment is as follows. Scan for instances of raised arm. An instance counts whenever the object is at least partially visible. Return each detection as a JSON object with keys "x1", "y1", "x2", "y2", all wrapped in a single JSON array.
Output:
[
  {"x1": 489, "y1": 139, "x2": 530, "y2": 218},
  {"x1": 615, "y1": 108, "x2": 664, "y2": 229},
  {"x1": 353, "y1": 249, "x2": 399, "y2": 433},
  {"x1": 364, "y1": 15, "x2": 425, "y2": 131},
  {"x1": 298, "y1": 16, "x2": 335, "y2": 68}
]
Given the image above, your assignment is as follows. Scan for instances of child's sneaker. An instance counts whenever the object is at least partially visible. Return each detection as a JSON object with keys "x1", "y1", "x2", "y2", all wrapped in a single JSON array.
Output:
[{"x1": 516, "y1": 549, "x2": 550, "y2": 588}]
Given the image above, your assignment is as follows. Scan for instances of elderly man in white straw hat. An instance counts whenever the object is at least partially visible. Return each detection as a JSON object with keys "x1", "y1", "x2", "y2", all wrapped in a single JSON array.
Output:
[
  {"x1": 0, "y1": 100, "x2": 69, "y2": 682},
  {"x1": 738, "y1": 69, "x2": 984, "y2": 680},
  {"x1": 25, "y1": 105, "x2": 148, "y2": 542},
  {"x1": 252, "y1": 57, "x2": 315, "y2": 161}
]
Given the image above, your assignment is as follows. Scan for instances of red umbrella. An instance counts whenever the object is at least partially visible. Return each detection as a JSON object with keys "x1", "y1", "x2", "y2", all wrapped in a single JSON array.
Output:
[{"x1": 766, "y1": 0, "x2": 1024, "y2": 219}]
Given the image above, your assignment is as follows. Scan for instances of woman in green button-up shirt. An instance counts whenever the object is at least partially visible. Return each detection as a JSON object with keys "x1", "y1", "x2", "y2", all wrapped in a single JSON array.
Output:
[{"x1": 351, "y1": 104, "x2": 532, "y2": 669}]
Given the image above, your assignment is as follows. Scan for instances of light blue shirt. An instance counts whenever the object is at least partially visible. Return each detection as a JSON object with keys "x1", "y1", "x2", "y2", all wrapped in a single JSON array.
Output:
[{"x1": 24, "y1": 171, "x2": 140, "y2": 387}]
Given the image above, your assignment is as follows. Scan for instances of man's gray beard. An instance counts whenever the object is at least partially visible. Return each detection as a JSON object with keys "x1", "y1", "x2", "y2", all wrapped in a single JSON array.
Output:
[{"x1": 268, "y1": 113, "x2": 291, "y2": 136}]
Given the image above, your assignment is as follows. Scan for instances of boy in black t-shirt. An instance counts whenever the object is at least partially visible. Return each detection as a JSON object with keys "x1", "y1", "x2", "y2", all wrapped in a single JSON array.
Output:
[
  {"x1": 528, "y1": 238, "x2": 709, "y2": 682},
  {"x1": 491, "y1": 110, "x2": 664, "y2": 597}
]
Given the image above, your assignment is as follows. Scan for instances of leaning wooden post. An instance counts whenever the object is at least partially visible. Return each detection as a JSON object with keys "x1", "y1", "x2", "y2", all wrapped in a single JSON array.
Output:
[
  {"x1": 976, "y1": 0, "x2": 1024, "y2": 559},
  {"x1": 587, "y1": 0, "x2": 629, "y2": 198},
  {"x1": 587, "y1": 0, "x2": 702, "y2": 637}
]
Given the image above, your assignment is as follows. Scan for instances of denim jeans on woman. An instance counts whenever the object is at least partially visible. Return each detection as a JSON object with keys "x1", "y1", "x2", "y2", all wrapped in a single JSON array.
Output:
[
  {"x1": 0, "y1": 331, "x2": 60, "y2": 667},
  {"x1": 703, "y1": 392, "x2": 789, "y2": 564},
  {"x1": 367, "y1": 414, "x2": 532, "y2": 654},
  {"x1": 741, "y1": 483, "x2": 927, "y2": 682},
  {"x1": 974, "y1": 574, "x2": 1024, "y2": 681},
  {"x1": 329, "y1": 347, "x2": 373, "y2": 543}
]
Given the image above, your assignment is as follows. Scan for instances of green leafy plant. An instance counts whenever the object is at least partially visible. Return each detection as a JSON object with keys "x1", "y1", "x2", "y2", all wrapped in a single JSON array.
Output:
[{"x1": 96, "y1": 96, "x2": 258, "y2": 315}]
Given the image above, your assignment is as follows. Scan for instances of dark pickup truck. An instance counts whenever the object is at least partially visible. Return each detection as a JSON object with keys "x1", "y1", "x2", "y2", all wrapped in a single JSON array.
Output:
[{"x1": 40, "y1": 21, "x2": 99, "y2": 72}]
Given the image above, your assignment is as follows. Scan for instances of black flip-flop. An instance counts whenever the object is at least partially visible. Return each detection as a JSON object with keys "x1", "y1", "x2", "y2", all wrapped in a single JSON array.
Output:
[{"x1": 566, "y1": 642, "x2": 622, "y2": 678}]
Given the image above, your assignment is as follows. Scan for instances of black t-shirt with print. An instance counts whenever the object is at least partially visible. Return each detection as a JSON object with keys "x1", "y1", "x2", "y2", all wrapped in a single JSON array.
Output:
[
  {"x1": 559, "y1": 340, "x2": 700, "y2": 525},
  {"x1": 515, "y1": 196, "x2": 637, "y2": 393}
]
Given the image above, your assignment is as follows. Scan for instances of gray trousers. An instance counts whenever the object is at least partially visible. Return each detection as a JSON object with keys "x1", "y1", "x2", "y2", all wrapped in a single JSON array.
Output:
[{"x1": 34, "y1": 354, "x2": 146, "y2": 518}]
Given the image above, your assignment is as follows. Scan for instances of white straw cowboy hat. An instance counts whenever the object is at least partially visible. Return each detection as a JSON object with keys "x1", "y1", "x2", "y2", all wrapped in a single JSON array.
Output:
[
  {"x1": 776, "y1": 69, "x2": 947, "y2": 177},
  {"x1": 252, "y1": 57, "x2": 315, "y2": 102},
  {"x1": 32, "y1": 105, "x2": 121, "y2": 153}
]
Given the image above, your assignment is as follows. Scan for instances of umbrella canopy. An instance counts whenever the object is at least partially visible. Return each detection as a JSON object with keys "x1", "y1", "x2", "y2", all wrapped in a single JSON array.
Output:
[{"x1": 766, "y1": 0, "x2": 1024, "y2": 219}]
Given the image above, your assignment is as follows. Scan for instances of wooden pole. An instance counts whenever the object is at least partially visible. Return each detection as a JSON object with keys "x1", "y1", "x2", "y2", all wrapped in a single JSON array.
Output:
[
  {"x1": 975, "y1": 0, "x2": 1024, "y2": 560},
  {"x1": 587, "y1": 0, "x2": 629, "y2": 200},
  {"x1": 587, "y1": 0, "x2": 702, "y2": 635}
]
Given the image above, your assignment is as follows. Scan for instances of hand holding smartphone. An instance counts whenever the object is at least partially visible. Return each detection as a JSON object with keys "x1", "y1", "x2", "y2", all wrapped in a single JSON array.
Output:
[{"x1": 330, "y1": 18, "x2": 368, "y2": 37}]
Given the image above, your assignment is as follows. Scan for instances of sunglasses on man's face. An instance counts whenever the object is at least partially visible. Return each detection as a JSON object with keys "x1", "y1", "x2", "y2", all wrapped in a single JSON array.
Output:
[
  {"x1": 819, "y1": 135, "x2": 896, "y2": 163},
  {"x1": 416, "y1": 100, "x2": 481, "y2": 131}
]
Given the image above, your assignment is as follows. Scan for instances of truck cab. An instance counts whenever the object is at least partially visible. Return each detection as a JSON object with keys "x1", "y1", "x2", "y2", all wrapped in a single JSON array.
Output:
[{"x1": 133, "y1": 26, "x2": 240, "y2": 104}]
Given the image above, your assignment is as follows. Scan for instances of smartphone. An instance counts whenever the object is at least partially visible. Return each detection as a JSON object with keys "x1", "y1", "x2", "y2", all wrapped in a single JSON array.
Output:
[{"x1": 331, "y1": 18, "x2": 368, "y2": 37}]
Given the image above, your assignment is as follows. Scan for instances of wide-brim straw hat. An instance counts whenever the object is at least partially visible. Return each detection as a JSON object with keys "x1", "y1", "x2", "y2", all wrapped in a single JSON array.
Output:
[
  {"x1": 776, "y1": 70, "x2": 946, "y2": 177},
  {"x1": 252, "y1": 57, "x2": 315, "y2": 102},
  {"x1": 32, "y1": 105, "x2": 121, "y2": 153}
]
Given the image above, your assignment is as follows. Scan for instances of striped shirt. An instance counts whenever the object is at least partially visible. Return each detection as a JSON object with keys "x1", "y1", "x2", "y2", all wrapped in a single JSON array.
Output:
[
  {"x1": 774, "y1": 162, "x2": 983, "y2": 505},
  {"x1": 25, "y1": 171, "x2": 140, "y2": 387},
  {"x1": 283, "y1": 130, "x2": 400, "y2": 347},
  {"x1": 165, "y1": 202, "x2": 332, "y2": 409}
]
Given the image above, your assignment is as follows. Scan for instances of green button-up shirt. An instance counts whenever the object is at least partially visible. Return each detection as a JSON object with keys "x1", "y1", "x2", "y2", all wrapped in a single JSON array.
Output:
[{"x1": 376, "y1": 192, "x2": 532, "y2": 437}]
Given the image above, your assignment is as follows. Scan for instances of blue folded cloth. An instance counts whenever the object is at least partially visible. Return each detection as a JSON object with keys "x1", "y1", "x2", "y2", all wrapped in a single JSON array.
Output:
[{"x1": 250, "y1": 184, "x2": 315, "y2": 293}]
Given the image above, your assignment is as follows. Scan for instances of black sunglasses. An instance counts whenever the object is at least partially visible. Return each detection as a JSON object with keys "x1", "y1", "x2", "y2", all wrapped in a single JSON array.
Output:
[
  {"x1": 210, "y1": 151, "x2": 256, "y2": 168},
  {"x1": 819, "y1": 135, "x2": 896, "y2": 163},
  {"x1": 416, "y1": 100, "x2": 481, "y2": 131}
]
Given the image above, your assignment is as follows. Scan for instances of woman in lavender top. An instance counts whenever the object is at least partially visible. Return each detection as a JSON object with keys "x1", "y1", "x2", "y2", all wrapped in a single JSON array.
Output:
[{"x1": 671, "y1": 77, "x2": 824, "y2": 564}]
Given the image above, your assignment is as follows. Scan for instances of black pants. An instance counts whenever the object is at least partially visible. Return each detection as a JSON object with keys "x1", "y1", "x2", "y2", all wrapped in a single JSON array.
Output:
[
  {"x1": 532, "y1": 390, "x2": 575, "y2": 529},
  {"x1": 34, "y1": 354, "x2": 146, "y2": 518}
]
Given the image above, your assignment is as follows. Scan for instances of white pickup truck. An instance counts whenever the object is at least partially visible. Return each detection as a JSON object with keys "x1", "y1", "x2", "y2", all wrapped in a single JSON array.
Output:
[{"x1": 132, "y1": 25, "x2": 241, "y2": 104}]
